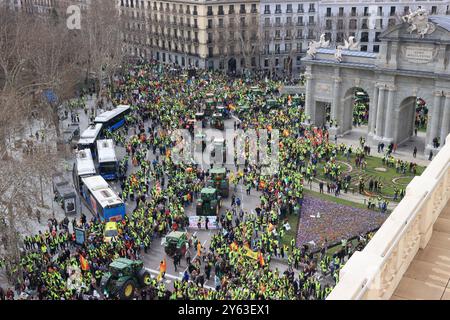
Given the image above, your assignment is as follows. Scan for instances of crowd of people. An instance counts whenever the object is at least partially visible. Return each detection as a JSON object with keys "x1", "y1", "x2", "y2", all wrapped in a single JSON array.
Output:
[{"x1": 0, "y1": 60, "x2": 417, "y2": 300}]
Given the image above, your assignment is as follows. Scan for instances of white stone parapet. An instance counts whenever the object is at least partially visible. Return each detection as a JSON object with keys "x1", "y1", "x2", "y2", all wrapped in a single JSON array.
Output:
[{"x1": 327, "y1": 134, "x2": 450, "y2": 300}]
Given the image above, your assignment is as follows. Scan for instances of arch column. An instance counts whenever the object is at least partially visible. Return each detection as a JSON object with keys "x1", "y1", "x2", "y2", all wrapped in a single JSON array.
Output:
[
  {"x1": 304, "y1": 72, "x2": 314, "y2": 124},
  {"x1": 331, "y1": 77, "x2": 341, "y2": 125},
  {"x1": 375, "y1": 85, "x2": 386, "y2": 139},
  {"x1": 383, "y1": 85, "x2": 396, "y2": 142},
  {"x1": 440, "y1": 93, "x2": 450, "y2": 146},
  {"x1": 368, "y1": 85, "x2": 379, "y2": 136},
  {"x1": 426, "y1": 90, "x2": 443, "y2": 150}
]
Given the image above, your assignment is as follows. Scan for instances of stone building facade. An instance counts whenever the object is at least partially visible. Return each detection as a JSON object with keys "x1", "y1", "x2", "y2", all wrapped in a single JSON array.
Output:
[
  {"x1": 119, "y1": 0, "x2": 260, "y2": 72},
  {"x1": 261, "y1": 0, "x2": 450, "y2": 78},
  {"x1": 302, "y1": 15, "x2": 450, "y2": 154}
]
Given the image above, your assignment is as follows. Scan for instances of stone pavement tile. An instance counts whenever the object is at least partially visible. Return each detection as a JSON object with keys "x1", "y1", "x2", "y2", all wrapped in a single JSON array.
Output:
[
  {"x1": 441, "y1": 289, "x2": 450, "y2": 300},
  {"x1": 434, "y1": 217, "x2": 450, "y2": 234},
  {"x1": 427, "y1": 231, "x2": 450, "y2": 251},
  {"x1": 393, "y1": 276, "x2": 446, "y2": 300},
  {"x1": 403, "y1": 259, "x2": 450, "y2": 287},
  {"x1": 415, "y1": 246, "x2": 450, "y2": 268}
]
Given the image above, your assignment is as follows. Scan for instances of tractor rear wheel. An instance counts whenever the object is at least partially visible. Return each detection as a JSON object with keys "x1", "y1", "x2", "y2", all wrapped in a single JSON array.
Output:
[
  {"x1": 138, "y1": 269, "x2": 151, "y2": 287},
  {"x1": 119, "y1": 279, "x2": 136, "y2": 300}
]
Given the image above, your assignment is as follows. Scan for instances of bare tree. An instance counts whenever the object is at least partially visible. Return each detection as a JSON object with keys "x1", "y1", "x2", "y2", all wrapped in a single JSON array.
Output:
[
  {"x1": 0, "y1": 4, "x2": 82, "y2": 279},
  {"x1": 82, "y1": 0, "x2": 125, "y2": 114}
]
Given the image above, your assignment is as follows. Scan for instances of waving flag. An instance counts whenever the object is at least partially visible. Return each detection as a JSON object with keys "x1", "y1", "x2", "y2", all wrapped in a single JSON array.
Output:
[{"x1": 79, "y1": 254, "x2": 89, "y2": 271}]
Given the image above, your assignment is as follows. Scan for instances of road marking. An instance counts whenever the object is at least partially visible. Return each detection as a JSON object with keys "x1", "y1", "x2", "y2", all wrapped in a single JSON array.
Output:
[
  {"x1": 182, "y1": 239, "x2": 207, "y2": 274},
  {"x1": 145, "y1": 268, "x2": 215, "y2": 290},
  {"x1": 231, "y1": 115, "x2": 242, "y2": 123}
]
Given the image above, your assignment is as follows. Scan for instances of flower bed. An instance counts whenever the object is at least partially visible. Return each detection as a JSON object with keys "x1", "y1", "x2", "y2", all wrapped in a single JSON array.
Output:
[{"x1": 296, "y1": 195, "x2": 387, "y2": 248}]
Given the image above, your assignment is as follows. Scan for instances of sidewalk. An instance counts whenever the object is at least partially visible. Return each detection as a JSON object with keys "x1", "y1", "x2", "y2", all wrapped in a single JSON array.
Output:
[{"x1": 335, "y1": 126, "x2": 430, "y2": 167}]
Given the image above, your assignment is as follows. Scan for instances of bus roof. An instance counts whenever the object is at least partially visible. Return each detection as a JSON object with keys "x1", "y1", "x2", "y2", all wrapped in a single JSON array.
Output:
[
  {"x1": 78, "y1": 123, "x2": 103, "y2": 145},
  {"x1": 76, "y1": 149, "x2": 96, "y2": 177},
  {"x1": 96, "y1": 139, "x2": 117, "y2": 163},
  {"x1": 94, "y1": 105, "x2": 130, "y2": 123},
  {"x1": 81, "y1": 175, "x2": 123, "y2": 208}
]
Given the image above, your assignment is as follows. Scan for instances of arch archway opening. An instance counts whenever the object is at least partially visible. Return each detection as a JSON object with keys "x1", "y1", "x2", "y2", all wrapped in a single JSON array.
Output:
[
  {"x1": 341, "y1": 87, "x2": 370, "y2": 135},
  {"x1": 397, "y1": 96, "x2": 429, "y2": 154},
  {"x1": 415, "y1": 97, "x2": 429, "y2": 135}
]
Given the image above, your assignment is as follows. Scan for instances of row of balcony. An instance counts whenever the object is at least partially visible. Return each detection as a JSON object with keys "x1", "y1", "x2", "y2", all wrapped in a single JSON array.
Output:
[
  {"x1": 264, "y1": 9, "x2": 316, "y2": 15},
  {"x1": 208, "y1": 9, "x2": 258, "y2": 16},
  {"x1": 121, "y1": 6, "x2": 199, "y2": 16},
  {"x1": 264, "y1": 22, "x2": 315, "y2": 28}
]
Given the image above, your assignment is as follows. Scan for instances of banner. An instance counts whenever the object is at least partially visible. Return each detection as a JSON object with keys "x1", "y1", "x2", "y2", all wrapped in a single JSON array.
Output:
[
  {"x1": 74, "y1": 227, "x2": 86, "y2": 245},
  {"x1": 241, "y1": 247, "x2": 259, "y2": 260},
  {"x1": 188, "y1": 216, "x2": 219, "y2": 230}
]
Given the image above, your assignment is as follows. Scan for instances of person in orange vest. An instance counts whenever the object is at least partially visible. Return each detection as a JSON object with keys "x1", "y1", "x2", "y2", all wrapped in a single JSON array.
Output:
[
  {"x1": 197, "y1": 242, "x2": 202, "y2": 258},
  {"x1": 258, "y1": 251, "x2": 265, "y2": 268},
  {"x1": 159, "y1": 258, "x2": 166, "y2": 279}
]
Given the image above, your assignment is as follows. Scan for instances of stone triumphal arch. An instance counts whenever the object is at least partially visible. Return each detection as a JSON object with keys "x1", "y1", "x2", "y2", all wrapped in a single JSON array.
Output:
[{"x1": 302, "y1": 14, "x2": 450, "y2": 154}]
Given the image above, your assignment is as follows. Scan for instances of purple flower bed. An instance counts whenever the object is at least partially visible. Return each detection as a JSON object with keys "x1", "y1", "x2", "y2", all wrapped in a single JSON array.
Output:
[{"x1": 296, "y1": 195, "x2": 386, "y2": 248}]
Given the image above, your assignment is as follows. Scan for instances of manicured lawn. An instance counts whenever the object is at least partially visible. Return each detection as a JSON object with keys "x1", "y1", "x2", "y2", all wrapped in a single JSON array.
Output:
[{"x1": 315, "y1": 153, "x2": 425, "y2": 200}]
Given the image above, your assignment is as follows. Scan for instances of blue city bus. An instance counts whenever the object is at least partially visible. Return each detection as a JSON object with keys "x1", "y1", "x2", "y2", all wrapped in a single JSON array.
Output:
[
  {"x1": 80, "y1": 175, "x2": 126, "y2": 222},
  {"x1": 77, "y1": 123, "x2": 103, "y2": 159},
  {"x1": 96, "y1": 139, "x2": 118, "y2": 180},
  {"x1": 94, "y1": 105, "x2": 131, "y2": 133},
  {"x1": 74, "y1": 149, "x2": 97, "y2": 192}
]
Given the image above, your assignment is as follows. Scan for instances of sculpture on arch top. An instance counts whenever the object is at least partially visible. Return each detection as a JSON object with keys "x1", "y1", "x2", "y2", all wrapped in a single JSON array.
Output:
[
  {"x1": 318, "y1": 34, "x2": 330, "y2": 48},
  {"x1": 335, "y1": 47, "x2": 343, "y2": 63},
  {"x1": 306, "y1": 33, "x2": 330, "y2": 59},
  {"x1": 337, "y1": 36, "x2": 359, "y2": 51},
  {"x1": 306, "y1": 41, "x2": 318, "y2": 59},
  {"x1": 401, "y1": 8, "x2": 436, "y2": 38}
]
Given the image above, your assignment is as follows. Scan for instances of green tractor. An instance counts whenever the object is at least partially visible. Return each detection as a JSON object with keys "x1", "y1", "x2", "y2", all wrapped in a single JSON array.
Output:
[
  {"x1": 196, "y1": 187, "x2": 221, "y2": 216},
  {"x1": 210, "y1": 113, "x2": 225, "y2": 130},
  {"x1": 216, "y1": 106, "x2": 231, "y2": 119},
  {"x1": 236, "y1": 103, "x2": 250, "y2": 116},
  {"x1": 163, "y1": 231, "x2": 188, "y2": 257},
  {"x1": 292, "y1": 95, "x2": 304, "y2": 107},
  {"x1": 100, "y1": 258, "x2": 151, "y2": 300},
  {"x1": 205, "y1": 99, "x2": 215, "y2": 116},
  {"x1": 208, "y1": 167, "x2": 229, "y2": 198},
  {"x1": 250, "y1": 86, "x2": 264, "y2": 96},
  {"x1": 265, "y1": 99, "x2": 279, "y2": 110}
]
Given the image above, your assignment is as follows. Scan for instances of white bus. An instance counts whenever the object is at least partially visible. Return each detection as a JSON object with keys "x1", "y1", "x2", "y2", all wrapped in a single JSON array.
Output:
[
  {"x1": 78, "y1": 123, "x2": 103, "y2": 159},
  {"x1": 96, "y1": 139, "x2": 118, "y2": 180},
  {"x1": 94, "y1": 105, "x2": 131, "y2": 132},
  {"x1": 80, "y1": 175, "x2": 125, "y2": 222},
  {"x1": 74, "y1": 149, "x2": 96, "y2": 191}
]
